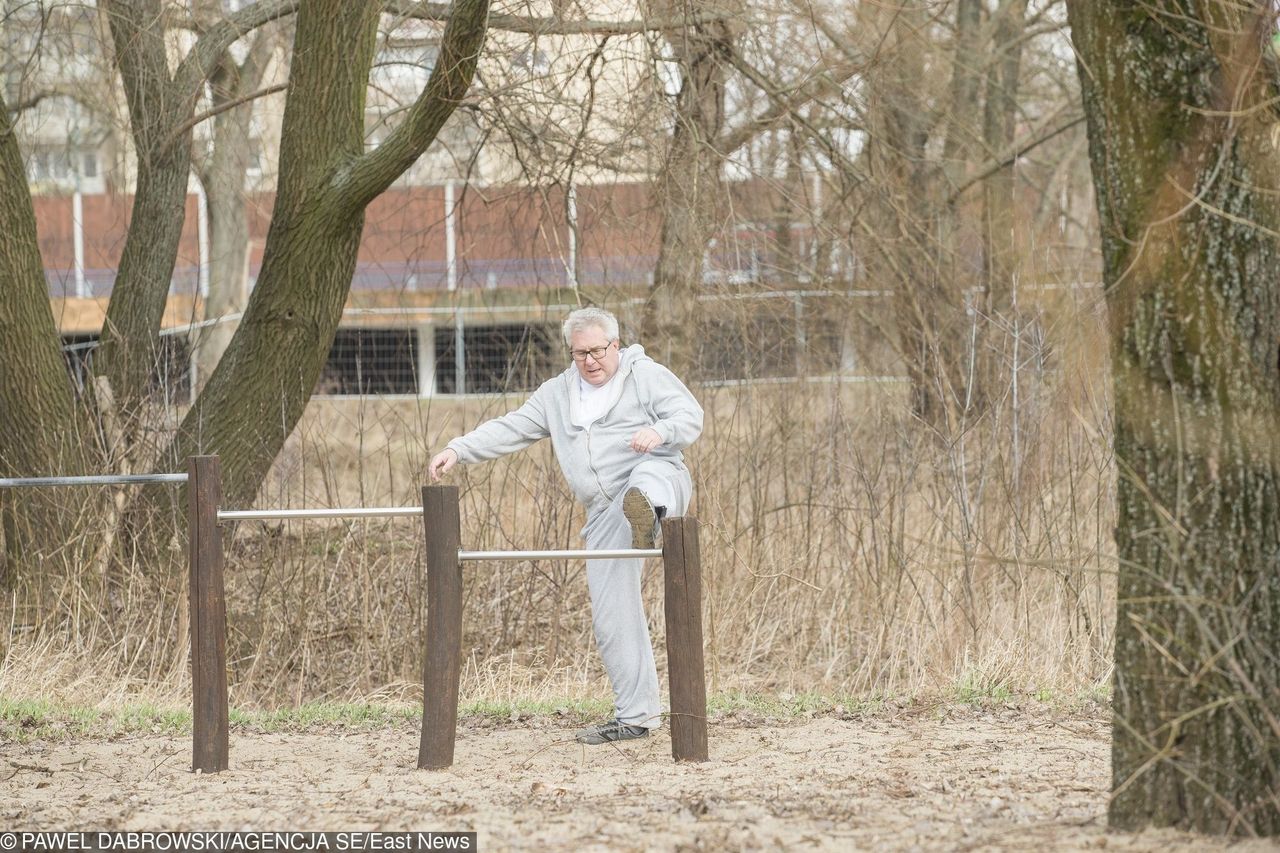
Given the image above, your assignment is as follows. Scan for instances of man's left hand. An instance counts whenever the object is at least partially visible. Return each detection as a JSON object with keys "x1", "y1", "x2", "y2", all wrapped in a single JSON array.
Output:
[{"x1": 628, "y1": 427, "x2": 664, "y2": 453}]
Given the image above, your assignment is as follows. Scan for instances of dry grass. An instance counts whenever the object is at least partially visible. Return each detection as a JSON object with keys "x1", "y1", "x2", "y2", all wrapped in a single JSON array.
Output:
[{"x1": 1, "y1": 287, "x2": 1116, "y2": 712}]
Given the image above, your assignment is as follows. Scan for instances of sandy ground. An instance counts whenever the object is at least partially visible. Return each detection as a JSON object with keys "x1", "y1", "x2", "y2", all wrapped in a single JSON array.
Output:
[{"x1": 3, "y1": 707, "x2": 1276, "y2": 852}]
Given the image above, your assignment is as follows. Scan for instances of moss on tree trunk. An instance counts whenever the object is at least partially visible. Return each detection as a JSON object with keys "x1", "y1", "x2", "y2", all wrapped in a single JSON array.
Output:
[{"x1": 1067, "y1": 0, "x2": 1280, "y2": 834}]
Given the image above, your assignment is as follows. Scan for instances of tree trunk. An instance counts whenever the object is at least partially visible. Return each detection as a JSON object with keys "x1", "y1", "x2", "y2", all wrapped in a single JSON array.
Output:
[
  {"x1": 640, "y1": 0, "x2": 735, "y2": 377},
  {"x1": 0, "y1": 96, "x2": 86, "y2": 476},
  {"x1": 942, "y1": 0, "x2": 985, "y2": 176},
  {"x1": 860, "y1": 0, "x2": 974, "y2": 430},
  {"x1": 197, "y1": 151, "x2": 252, "y2": 392},
  {"x1": 1067, "y1": 0, "x2": 1280, "y2": 835},
  {"x1": 976, "y1": 0, "x2": 1028, "y2": 431},
  {"x1": 0, "y1": 0, "x2": 489, "y2": 573},
  {"x1": 1, "y1": 2, "x2": 297, "y2": 579},
  {"x1": 95, "y1": 0, "x2": 196, "y2": 423},
  {"x1": 0, "y1": 91, "x2": 92, "y2": 576},
  {"x1": 981, "y1": 0, "x2": 1027, "y2": 316},
  {"x1": 170, "y1": 0, "x2": 380, "y2": 509},
  {"x1": 194, "y1": 37, "x2": 277, "y2": 389}
]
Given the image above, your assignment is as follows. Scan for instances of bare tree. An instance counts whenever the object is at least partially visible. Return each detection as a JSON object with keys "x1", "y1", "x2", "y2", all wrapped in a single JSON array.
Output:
[{"x1": 0, "y1": 0, "x2": 490, "y2": 569}]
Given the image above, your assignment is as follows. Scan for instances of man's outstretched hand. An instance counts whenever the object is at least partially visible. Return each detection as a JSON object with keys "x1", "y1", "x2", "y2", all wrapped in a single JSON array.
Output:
[
  {"x1": 428, "y1": 448, "x2": 459, "y2": 482},
  {"x1": 628, "y1": 427, "x2": 664, "y2": 454}
]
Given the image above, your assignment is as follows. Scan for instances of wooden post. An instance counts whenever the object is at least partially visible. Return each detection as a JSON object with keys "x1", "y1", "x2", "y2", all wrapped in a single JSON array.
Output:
[
  {"x1": 418, "y1": 484, "x2": 463, "y2": 769},
  {"x1": 187, "y1": 455, "x2": 229, "y2": 773},
  {"x1": 662, "y1": 515, "x2": 709, "y2": 762}
]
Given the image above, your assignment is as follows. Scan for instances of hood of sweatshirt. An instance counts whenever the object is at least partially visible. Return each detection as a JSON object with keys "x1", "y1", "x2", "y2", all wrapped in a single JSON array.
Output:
[{"x1": 565, "y1": 343, "x2": 650, "y2": 429}]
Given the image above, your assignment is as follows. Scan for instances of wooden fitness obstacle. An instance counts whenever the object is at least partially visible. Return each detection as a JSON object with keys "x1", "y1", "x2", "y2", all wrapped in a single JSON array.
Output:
[
  {"x1": 192, "y1": 459, "x2": 708, "y2": 771},
  {"x1": 2, "y1": 457, "x2": 708, "y2": 771},
  {"x1": 415, "y1": 484, "x2": 708, "y2": 769}
]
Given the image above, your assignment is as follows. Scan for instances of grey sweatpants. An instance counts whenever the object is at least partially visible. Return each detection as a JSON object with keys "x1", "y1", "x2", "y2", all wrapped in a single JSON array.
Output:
[{"x1": 581, "y1": 457, "x2": 693, "y2": 730}]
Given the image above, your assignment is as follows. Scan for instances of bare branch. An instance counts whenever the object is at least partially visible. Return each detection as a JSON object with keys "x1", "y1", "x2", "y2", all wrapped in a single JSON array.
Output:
[
  {"x1": 386, "y1": 0, "x2": 730, "y2": 36},
  {"x1": 717, "y1": 53, "x2": 864, "y2": 155},
  {"x1": 174, "y1": 0, "x2": 300, "y2": 102},
  {"x1": 341, "y1": 0, "x2": 490, "y2": 210},
  {"x1": 164, "y1": 82, "x2": 288, "y2": 152},
  {"x1": 719, "y1": 46, "x2": 854, "y2": 166},
  {"x1": 945, "y1": 113, "x2": 1085, "y2": 203},
  {"x1": 5, "y1": 84, "x2": 88, "y2": 115}
]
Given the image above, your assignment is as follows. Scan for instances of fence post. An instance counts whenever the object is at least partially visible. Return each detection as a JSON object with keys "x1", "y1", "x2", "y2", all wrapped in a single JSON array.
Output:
[
  {"x1": 419, "y1": 484, "x2": 463, "y2": 769},
  {"x1": 187, "y1": 455, "x2": 228, "y2": 773},
  {"x1": 662, "y1": 515, "x2": 709, "y2": 761}
]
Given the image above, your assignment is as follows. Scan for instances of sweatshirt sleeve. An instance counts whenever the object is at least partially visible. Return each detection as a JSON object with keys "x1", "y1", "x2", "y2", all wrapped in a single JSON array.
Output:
[
  {"x1": 639, "y1": 362, "x2": 704, "y2": 450},
  {"x1": 445, "y1": 384, "x2": 552, "y2": 463}
]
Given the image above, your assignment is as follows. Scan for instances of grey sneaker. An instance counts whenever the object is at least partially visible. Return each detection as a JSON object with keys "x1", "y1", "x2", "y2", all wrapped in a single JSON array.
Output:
[
  {"x1": 574, "y1": 718, "x2": 649, "y2": 745},
  {"x1": 623, "y1": 487, "x2": 658, "y2": 549}
]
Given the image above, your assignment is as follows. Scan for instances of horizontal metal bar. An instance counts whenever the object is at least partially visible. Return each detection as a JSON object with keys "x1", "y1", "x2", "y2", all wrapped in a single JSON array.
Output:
[
  {"x1": 0, "y1": 473, "x2": 187, "y2": 488},
  {"x1": 459, "y1": 548, "x2": 662, "y2": 562},
  {"x1": 218, "y1": 506, "x2": 424, "y2": 521}
]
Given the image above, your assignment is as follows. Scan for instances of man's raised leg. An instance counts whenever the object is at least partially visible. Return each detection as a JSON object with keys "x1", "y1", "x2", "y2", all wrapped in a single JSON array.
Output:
[{"x1": 577, "y1": 460, "x2": 692, "y2": 740}]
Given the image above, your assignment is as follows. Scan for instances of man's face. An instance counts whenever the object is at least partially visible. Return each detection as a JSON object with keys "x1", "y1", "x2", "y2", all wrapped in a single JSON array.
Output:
[{"x1": 570, "y1": 325, "x2": 620, "y2": 386}]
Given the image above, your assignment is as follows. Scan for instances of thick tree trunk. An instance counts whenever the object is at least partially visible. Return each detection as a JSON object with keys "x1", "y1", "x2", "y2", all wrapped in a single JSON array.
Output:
[
  {"x1": 641, "y1": 0, "x2": 735, "y2": 376},
  {"x1": 171, "y1": 0, "x2": 380, "y2": 508},
  {"x1": 0, "y1": 92, "x2": 92, "y2": 576},
  {"x1": 1068, "y1": 0, "x2": 1280, "y2": 835},
  {"x1": 93, "y1": 0, "x2": 299, "y2": 427},
  {"x1": 0, "y1": 96, "x2": 86, "y2": 475},
  {"x1": 2, "y1": 2, "x2": 297, "y2": 580}
]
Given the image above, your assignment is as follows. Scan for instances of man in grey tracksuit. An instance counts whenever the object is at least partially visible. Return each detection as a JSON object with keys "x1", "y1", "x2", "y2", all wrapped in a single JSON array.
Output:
[{"x1": 428, "y1": 307, "x2": 703, "y2": 745}]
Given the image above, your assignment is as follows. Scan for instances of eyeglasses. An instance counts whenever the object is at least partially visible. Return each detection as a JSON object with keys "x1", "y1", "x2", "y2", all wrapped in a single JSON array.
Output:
[{"x1": 569, "y1": 342, "x2": 615, "y2": 362}]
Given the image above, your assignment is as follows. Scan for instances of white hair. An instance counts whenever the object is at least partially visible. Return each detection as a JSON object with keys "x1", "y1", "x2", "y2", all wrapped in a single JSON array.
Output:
[{"x1": 562, "y1": 307, "x2": 619, "y2": 346}]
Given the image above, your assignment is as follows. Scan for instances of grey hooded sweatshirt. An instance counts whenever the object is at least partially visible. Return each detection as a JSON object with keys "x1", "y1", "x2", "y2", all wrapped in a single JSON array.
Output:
[{"x1": 446, "y1": 344, "x2": 703, "y2": 509}]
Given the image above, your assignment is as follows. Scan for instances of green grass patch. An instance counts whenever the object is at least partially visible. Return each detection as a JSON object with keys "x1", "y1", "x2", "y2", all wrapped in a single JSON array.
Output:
[
  {"x1": 949, "y1": 676, "x2": 1114, "y2": 711},
  {"x1": 108, "y1": 704, "x2": 190, "y2": 736},
  {"x1": 953, "y1": 670, "x2": 1014, "y2": 706},
  {"x1": 1058, "y1": 681, "x2": 1111, "y2": 711},
  {"x1": 708, "y1": 689, "x2": 892, "y2": 717},
  {"x1": 0, "y1": 699, "x2": 419, "y2": 741},
  {"x1": 460, "y1": 697, "x2": 612, "y2": 722},
  {"x1": 1018, "y1": 682, "x2": 1112, "y2": 711},
  {"x1": 1, "y1": 698, "x2": 102, "y2": 742},
  {"x1": 1, "y1": 699, "x2": 191, "y2": 742},
  {"x1": 232, "y1": 702, "x2": 419, "y2": 732},
  {"x1": 0, "y1": 685, "x2": 1111, "y2": 743}
]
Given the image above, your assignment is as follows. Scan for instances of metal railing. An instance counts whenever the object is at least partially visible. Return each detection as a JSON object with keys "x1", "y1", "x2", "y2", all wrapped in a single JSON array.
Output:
[
  {"x1": 218, "y1": 506, "x2": 422, "y2": 521},
  {"x1": 215, "y1": 507, "x2": 665, "y2": 561},
  {"x1": 0, "y1": 473, "x2": 187, "y2": 488},
  {"x1": 459, "y1": 548, "x2": 661, "y2": 561}
]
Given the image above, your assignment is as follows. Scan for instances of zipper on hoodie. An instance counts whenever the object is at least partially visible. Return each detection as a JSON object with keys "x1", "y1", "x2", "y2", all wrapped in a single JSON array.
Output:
[
  {"x1": 577, "y1": 351, "x2": 638, "y2": 505},
  {"x1": 584, "y1": 424, "x2": 612, "y2": 503}
]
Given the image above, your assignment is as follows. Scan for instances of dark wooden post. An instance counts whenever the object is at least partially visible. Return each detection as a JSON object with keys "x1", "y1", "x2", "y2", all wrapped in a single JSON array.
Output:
[
  {"x1": 418, "y1": 484, "x2": 463, "y2": 770},
  {"x1": 187, "y1": 455, "x2": 229, "y2": 773},
  {"x1": 662, "y1": 515, "x2": 708, "y2": 762}
]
